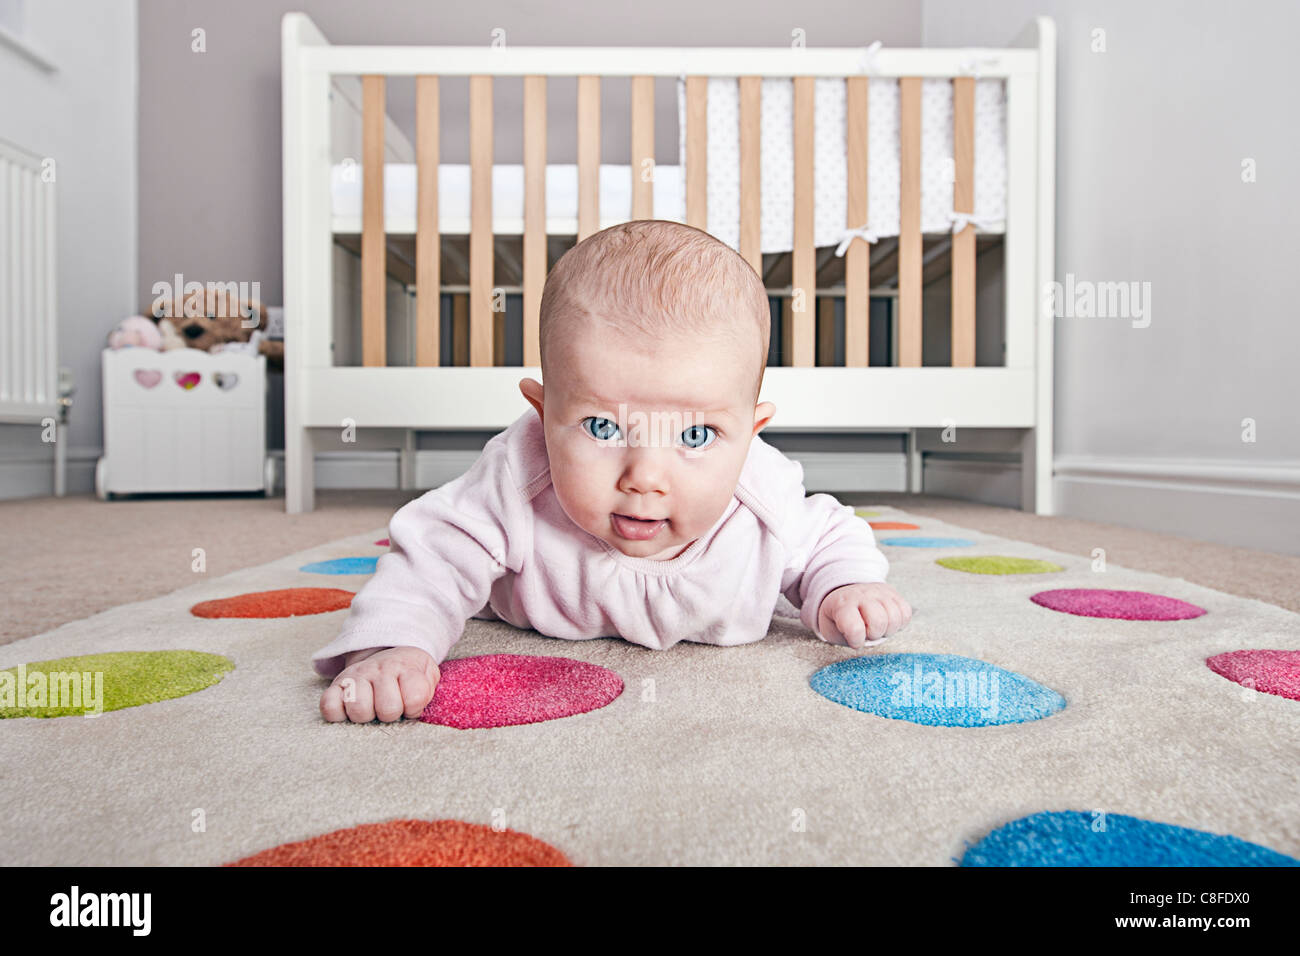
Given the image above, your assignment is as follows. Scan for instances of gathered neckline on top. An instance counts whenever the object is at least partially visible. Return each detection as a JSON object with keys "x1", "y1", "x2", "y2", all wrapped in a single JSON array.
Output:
[{"x1": 596, "y1": 497, "x2": 741, "y2": 576}]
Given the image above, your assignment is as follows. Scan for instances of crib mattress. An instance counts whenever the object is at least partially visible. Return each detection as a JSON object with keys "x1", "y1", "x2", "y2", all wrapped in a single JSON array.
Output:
[{"x1": 331, "y1": 78, "x2": 1007, "y2": 251}]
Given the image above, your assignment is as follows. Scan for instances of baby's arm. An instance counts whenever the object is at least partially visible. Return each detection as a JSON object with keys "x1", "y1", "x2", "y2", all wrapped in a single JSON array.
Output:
[
  {"x1": 780, "y1": 495, "x2": 911, "y2": 647},
  {"x1": 312, "y1": 443, "x2": 529, "y2": 722}
]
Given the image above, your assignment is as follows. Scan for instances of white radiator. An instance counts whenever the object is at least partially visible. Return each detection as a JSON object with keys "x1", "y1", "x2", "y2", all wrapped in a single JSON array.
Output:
[{"x1": 0, "y1": 138, "x2": 57, "y2": 423}]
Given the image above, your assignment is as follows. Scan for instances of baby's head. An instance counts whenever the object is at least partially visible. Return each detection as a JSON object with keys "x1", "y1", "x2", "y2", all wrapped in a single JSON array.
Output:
[{"x1": 519, "y1": 220, "x2": 775, "y2": 560}]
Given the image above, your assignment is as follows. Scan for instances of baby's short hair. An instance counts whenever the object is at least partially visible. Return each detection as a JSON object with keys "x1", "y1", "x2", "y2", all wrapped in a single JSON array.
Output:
[{"x1": 539, "y1": 220, "x2": 771, "y2": 401}]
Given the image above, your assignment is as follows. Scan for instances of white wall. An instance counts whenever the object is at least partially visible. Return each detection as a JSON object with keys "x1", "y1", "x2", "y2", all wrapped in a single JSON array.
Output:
[
  {"x1": 924, "y1": 0, "x2": 1300, "y2": 554},
  {"x1": 0, "y1": 0, "x2": 138, "y2": 498}
]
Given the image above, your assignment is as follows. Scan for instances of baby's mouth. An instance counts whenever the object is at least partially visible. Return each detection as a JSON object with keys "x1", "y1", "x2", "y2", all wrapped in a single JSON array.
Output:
[{"x1": 611, "y1": 513, "x2": 668, "y2": 541}]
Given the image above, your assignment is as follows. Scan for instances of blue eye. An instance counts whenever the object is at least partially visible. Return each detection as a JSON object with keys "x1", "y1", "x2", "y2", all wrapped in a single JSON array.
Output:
[
  {"x1": 582, "y1": 417, "x2": 621, "y2": 441},
  {"x1": 680, "y1": 424, "x2": 716, "y2": 450}
]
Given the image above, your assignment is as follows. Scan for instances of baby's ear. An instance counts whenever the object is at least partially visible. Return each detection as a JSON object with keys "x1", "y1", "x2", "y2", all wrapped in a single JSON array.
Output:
[{"x1": 518, "y1": 377, "x2": 544, "y2": 420}]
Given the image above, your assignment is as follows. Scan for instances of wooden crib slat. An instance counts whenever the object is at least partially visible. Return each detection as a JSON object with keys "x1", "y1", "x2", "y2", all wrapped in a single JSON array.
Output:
[
  {"x1": 523, "y1": 75, "x2": 546, "y2": 368},
  {"x1": 416, "y1": 75, "x2": 440, "y2": 367},
  {"x1": 453, "y1": 293, "x2": 469, "y2": 366},
  {"x1": 577, "y1": 76, "x2": 600, "y2": 240},
  {"x1": 362, "y1": 74, "x2": 386, "y2": 367},
  {"x1": 685, "y1": 76, "x2": 707, "y2": 229},
  {"x1": 845, "y1": 76, "x2": 869, "y2": 368},
  {"x1": 738, "y1": 76, "x2": 761, "y2": 275},
  {"x1": 631, "y1": 75, "x2": 654, "y2": 220},
  {"x1": 951, "y1": 76, "x2": 976, "y2": 367},
  {"x1": 898, "y1": 76, "x2": 922, "y2": 368},
  {"x1": 470, "y1": 74, "x2": 493, "y2": 367},
  {"x1": 817, "y1": 294, "x2": 835, "y2": 366},
  {"x1": 790, "y1": 76, "x2": 815, "y2": 368}
]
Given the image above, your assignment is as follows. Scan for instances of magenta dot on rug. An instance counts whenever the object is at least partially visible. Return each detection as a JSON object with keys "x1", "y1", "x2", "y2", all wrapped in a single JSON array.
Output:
[
  {"x1": 420, "y1": 654, "x2": 624, "y2": 729},
  {"x1": 1206, "y1": 650, "x2": 1300, "y2": 702},
  {"x1": 1029, "y1": 588, "x2": 1206, "y2": 620},
  {"x1": 374, "y1": 538, "x2": 389, "y2": 547}
]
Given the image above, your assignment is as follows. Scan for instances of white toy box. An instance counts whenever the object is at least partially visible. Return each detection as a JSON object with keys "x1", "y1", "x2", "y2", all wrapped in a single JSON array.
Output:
[{"x1": 96, "y1": 348, "x2": 274, "y2": 499}]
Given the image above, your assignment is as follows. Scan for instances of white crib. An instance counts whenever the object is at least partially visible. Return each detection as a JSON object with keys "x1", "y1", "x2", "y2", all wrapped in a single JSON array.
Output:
[{"x1": 281, "y1": 13, "x2": 1056, "y2": 514}]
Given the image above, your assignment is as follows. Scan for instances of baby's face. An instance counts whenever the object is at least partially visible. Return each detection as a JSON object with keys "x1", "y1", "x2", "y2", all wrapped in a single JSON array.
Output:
[{"x1": 522, "y1": 322, "x2": 772, "y2": 561}]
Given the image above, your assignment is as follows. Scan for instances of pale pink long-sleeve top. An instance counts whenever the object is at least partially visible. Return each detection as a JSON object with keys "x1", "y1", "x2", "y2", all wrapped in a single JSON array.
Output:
[{"x1": 311, "y1": 409, "x2": 890, "y2": 679}]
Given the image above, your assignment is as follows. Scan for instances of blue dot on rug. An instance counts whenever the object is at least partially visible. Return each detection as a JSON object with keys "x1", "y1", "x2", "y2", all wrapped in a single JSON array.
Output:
[
  {"x1": 299, "y1": 556, "x2": 379, "y2": 575},
  {"x1": 809, "y1": 653, "x2": 1065, "y2": 726},
  {"x1": 959, "y1": 810, "x2": 1300, "y2": 866},
  {"x1": 879, "y1": 536, "x2": 975, "y2": 548}
]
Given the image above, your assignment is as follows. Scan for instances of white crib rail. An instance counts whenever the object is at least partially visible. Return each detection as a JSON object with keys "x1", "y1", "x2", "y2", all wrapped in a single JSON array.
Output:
[
  {"x1": 0, "y1": 138, "x2": 57, "y2": 424},
  {"x1": 281, "y1": 14, "x2": 1057, "y2": 515}
]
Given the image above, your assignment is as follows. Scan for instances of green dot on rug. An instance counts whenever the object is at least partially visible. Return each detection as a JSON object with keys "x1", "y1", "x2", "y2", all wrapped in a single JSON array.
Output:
[
  {"x1": 936, "y1": 555, "x2": 1064, "y2": 575},
  {"x1": 854, "y1": 508, "x2": 882, "y2": 518},
  {"x1": 0, "y1": 651, "x2": 235, "y2": 718}
]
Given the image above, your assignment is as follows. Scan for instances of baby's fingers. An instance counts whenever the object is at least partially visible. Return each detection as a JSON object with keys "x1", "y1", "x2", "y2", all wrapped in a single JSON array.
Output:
[
  {"x1": 832, "y1": 601, "x2": 869, "y2": 649},
  {"x1": 320, "y1": 682, "x2": 347, "y2": 722},
  {"x1": 399, "y1": 669, "x2": 438, "y2": 719},
  {"x1": 372, "y1": 673, "x2": 406, "y2": 723},
  {"x1": 342, "y1": 674, "x2": 375, "y2": 723},
  {"x1": 860, "y1": 599, "x2": 892, "y2": 642}
]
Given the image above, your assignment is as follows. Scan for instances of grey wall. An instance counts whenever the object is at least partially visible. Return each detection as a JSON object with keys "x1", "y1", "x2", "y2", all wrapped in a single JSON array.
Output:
[
  {"x1": 0, "y1": 0, "x2": 137, "y2": 493},
  {"x1": 924, "y1": 0, "x2": 1299, "y2": 465},
  {"x1": 10, "y1": 0, "x2": 1294, "y2": 548},
  {"x1": 136, "y1": 0, "x2": 922, "y2": 309}
]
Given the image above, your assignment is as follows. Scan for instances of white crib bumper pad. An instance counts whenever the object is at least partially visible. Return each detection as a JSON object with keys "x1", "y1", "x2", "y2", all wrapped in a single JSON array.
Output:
[
  {"x1": 330, "y1": 77, "x2": 1006, "y2": 252},
  {"x1": 331, "y1": 163, "x2": 686, "y2": 236},
  {"x1": 677, "y1": 76, "x2": 1008, "y2": 252}
]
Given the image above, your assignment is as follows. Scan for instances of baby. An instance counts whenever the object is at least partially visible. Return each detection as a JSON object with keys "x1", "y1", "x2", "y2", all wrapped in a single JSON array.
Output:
[{"x1": 316, "y1": 219, "x2": 912, "y2": 723}]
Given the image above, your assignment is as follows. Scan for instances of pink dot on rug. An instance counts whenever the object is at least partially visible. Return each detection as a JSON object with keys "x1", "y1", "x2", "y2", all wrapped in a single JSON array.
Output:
[
  {"x1": 1206, "y1": 650, "x2": 1300, "y2": 702},
  {"x1": 421, "y1": 654, "x2": 623, "y2": 729},
  {"x1": 374, "y1": 538, "x2": 389, "y2": 546},
  {"x1": 1029, "y1": 588, "x2": 1206, "y2": 620}
]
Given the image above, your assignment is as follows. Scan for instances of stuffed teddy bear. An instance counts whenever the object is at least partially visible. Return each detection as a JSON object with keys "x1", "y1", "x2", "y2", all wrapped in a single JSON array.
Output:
[
  {"x1": 160, "y1": 285, "x2": 284, "y2": 370},
  {"x1": 157, "y1": 318, "x2": 188, "y2": 351}
]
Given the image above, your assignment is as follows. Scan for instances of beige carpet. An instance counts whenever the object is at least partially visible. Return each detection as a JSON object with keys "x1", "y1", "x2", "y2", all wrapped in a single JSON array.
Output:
[
  {"x1": 1, "y1": 502, "x2": 1296, "y2": 866},
  {"x1": 4, "y1": 490, "x2": 1299, "y2": 647}
]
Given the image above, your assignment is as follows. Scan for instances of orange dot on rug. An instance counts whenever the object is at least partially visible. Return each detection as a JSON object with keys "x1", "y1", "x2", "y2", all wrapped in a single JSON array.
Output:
[
  {"x1": 224, "y1": 819, "x2": 573, "y2": 866},
  {"x1": 190, "y1": 588, "x2": 354, "y2": 619},
  {"x1": 869, "y1": 521, "x2": 920, "y2": 531}
]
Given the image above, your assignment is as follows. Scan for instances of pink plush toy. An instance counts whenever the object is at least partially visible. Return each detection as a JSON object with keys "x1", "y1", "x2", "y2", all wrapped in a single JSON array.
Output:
[{"x1": 106, "y1": 315, "x2": 162, "y2": 350}]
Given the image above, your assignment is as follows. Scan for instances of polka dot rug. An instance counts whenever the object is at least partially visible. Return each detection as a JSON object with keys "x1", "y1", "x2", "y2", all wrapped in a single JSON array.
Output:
[{"x1": 1, "y1": 506, "x2": 1295, "y2": 865}]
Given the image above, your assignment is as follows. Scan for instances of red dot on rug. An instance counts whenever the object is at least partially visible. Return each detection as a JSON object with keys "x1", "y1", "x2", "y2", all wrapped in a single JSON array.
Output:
[
  {"x1": 1206, "y1": 650, "x2": 1300, "y2": 702},
  {"x1": 421, "y1": 653, "x2": 624, "y2": 729},
  {"x1": 869, "y1": 521, "x2": 920, "y2": 530},
  {"x1": 374, "y1": 538, "x2": 389, "y2": 547},
  {"x1": 190, "y1": 587, "x2": 354, "y2": 619},
  {"x1": 224, "y1": 819, "x2": 572, "y2": 866},
  {"x1": 1029, "y1": 588, "x2": 1206, "y2": 620}
]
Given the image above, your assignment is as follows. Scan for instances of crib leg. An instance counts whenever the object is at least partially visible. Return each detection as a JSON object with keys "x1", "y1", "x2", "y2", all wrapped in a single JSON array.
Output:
[
  {"x1": 399, "y1": 429, "x2": 417, "y2": 491},
  {"x1": 285, "y1": 425, "x2": 317, "y2": 514},
  {"x1": 1020, "y1": 426, "x2": 1054, "y2": 516},
  {"x1": 905, "y1": 429, "x2": 923, "y2": 494}
]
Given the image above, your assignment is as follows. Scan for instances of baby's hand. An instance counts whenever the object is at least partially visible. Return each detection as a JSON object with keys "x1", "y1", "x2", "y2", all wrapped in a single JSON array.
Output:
[
  {"x1": 319, "y1": 646, "x2": 440, "y2": 723},
  {"x1": 817, "y1": 582, "x2": 913, "y2": 649}
]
